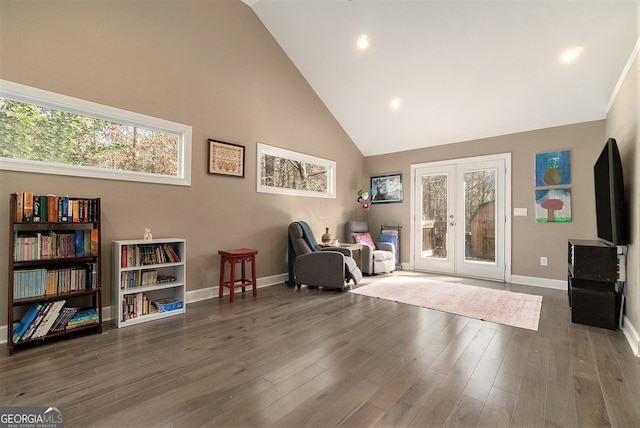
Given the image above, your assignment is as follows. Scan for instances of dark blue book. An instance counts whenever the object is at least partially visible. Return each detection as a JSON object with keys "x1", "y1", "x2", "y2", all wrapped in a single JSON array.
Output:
[{"x1": 75, "y1": 230, "x2": 84, "y2": 257}]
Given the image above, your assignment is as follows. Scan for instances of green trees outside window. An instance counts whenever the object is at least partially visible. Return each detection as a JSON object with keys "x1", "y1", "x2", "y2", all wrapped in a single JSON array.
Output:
[{"x1": 1, "y1": 98, "x2": 179, "y2": 176}]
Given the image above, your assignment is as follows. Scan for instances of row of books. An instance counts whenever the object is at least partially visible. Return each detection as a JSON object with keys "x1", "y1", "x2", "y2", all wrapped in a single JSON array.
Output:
[
  {"x1": 13, "y1": 229, "x2": 98, "y2": 261},
  {"x1": 13, "y1": 264, "x2": 98, "y2": 299},
  {"x1": 121, "y1": 244, "x2": 180, "y2": 268},
  {"x1": 12, "y1": 302, "x2": 98, "y2": 343},
  {"x1": 122, "y1": 293, "x2": 153, "y2": 321},
  {"x1": 120, "y1": 269, "x2": 157, "y2": 289},
  {"x1": 15, "y1": 192, "x2": 98, "y2": 223},
  {"x1": 121, "y1": 293, "x2": 183, "y2": 321}
]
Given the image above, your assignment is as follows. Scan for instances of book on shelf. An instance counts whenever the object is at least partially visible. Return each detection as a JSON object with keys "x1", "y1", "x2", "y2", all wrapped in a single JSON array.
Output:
[
  {"x1": 15, "y1": 191, "x2": 24, "y2": 222},
  {"x1": 23, "y1": 191, "x2": 34, "y2": 222},
  {"x1": 67, "y1": 309, "x2": 99, "y2": 329},
  {"x1": 47, "y1": 195, "x2": 58, "y2": 222},
  {"x1": 120, "y1": 243, "x2": 181, "y2": 268},
  {"x1": 120, "y1": 270, "x2": 159, "y2": 289},
  {"x1": 60, "y1": 198, "x2": 67, "y2": 222},
  {"x1": 31, "y1": 300, "x2": 66, "y2": 339},
  {"x1": 13, "y1": 301, "x2": 96, "y2": 341},
  {"x1": 72, "y1": 200, "x2": 79, "y2": 223},
  {"x1": 74, "y1": 230, "x2": 84, "y2": 257},
  {"x1": 13, "y1": 269, "x2": 47, "y2": 299},
  {"x1": 12, "y1": 303, "x2": 43, "y2": 343},
  {"x1": 13, "y1": 230, "x2": 98, "y2": 262},
  {"x1": 152, "y1": 298, "x2": 183, "y2": 313},
  {"x1": 91, "y1": 229, "x2": 99, "y2": 255},
  {"x1": 21, "y1": 302, "x2": 52, "y2": 341},
  {"x1": 39, "y1": 195, "x2": 48, "y2": 223},
  {"x1": 87, "y1": 263, "x2": 98, "y2": 290},
  {"x1": 121, "y1": 293, "x2": 152, "y2": 320},
  {"x1": 13, "y1": 193, "x2": 99, "y2": 223},
  {"x1": 33, "y1": 195, "x2": 41, "y2": 222},
  {"x1": 49, "y1": 307, "x2": 78, "y2": 333},
  {"x1": 14, "y1": 266, "x2": 92, "y2": 298}
]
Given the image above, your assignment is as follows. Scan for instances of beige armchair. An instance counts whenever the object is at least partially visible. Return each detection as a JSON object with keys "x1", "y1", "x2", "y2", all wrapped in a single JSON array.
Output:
[{"x1": 345, "y1": 220, "x2": 395, "y2": 275}]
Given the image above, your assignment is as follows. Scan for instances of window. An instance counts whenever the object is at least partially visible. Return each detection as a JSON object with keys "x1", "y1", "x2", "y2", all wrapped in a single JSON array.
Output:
[
  {"x1": 0, "y1": 80, "x2": 192, "y2": 186},
  {"x1": 257, "y1": 143, "x2": 336, "y2": 198}
]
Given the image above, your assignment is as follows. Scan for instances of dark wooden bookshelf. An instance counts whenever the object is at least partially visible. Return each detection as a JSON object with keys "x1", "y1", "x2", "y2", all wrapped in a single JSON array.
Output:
[{"x1": 8, "y1": 193, "x2": 103, "y2": 355}]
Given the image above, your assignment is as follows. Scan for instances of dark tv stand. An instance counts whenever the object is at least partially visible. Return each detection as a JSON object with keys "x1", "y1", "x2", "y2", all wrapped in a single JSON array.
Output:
[{"x1": 567, "y1": 239, "x2": 623, "y2": 330}]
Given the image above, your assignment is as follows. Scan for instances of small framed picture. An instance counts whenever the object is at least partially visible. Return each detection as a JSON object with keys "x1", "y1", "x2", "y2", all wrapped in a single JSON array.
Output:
[
  {"x1": 370, "y1": 173, "x2": 403, "y2": 204},
  {"x1": 208, "y1": 139, "x2": 245, "y2": 177}
]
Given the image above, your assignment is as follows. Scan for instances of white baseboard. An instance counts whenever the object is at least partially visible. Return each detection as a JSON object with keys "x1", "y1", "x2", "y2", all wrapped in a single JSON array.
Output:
[
  {"x1": 186, "y1": 273, "x2": 286, "y2": 303},
  {"x1": 0, "y1": 274, "x2": 288, "y2": 345},
  {"x1": 5, "y1": 272, "x2": 636, "y2": 357},
  {"x1": 622, "y1": 315, "x2": 640, "y2": 357},
  {"x1": 510, "y1": 275, "x2": 567, "y2": 290}
]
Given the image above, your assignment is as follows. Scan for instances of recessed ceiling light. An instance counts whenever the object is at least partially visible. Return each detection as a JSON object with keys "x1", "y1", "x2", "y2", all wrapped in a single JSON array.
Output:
[
  {"x1": 390, "y1": 98, "x2": 401, "y2": 110},
  {"x1": 357, "y1": 34, "x2": 369, "y2": 50},
  {"x1": 561, "y1": 47, "x2": 584, "y2": 63}
]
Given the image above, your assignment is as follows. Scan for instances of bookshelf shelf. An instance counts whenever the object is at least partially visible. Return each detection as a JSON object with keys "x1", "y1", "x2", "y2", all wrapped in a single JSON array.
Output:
[
  {"x1": 112, "y1": 238, "x2": 186, "y2": 328},
  {"x1": 8, "y1": 193, "x2": 103, "y2": 355}
]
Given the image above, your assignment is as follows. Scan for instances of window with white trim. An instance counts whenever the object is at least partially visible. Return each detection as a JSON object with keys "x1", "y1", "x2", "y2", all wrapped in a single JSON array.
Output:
[
  {"x1": 257, "y1": 143, "x2": 336, "y2": 198},
  {"x1": 0, "y1": 80, "x2": 192, "y2": 186}
]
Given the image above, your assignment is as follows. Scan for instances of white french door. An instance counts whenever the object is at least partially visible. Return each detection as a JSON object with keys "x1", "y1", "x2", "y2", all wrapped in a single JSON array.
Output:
[{"x1": 412, "y1": 154, "x2": 510, "y2": 281}]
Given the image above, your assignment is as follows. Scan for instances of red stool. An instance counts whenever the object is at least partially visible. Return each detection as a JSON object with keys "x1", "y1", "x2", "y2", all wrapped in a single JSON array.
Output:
[{"x1": 218, "y1": 248, "x2": 258, "y2": 303}]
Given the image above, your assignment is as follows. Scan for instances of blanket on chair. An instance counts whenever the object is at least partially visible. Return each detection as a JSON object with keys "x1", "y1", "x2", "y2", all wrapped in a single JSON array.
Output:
[{"x1": 287, "y1": 221, "x2": 321, "y2": 285}]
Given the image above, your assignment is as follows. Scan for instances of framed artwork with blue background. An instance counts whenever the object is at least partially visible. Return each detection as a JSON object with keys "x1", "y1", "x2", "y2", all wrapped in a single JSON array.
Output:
[
  {"x1": 370, "y1": 173, "x2": 403, "y2": 204},
  {"x1": 535, "y1": 150, "x2": 570, "y2": 187}
]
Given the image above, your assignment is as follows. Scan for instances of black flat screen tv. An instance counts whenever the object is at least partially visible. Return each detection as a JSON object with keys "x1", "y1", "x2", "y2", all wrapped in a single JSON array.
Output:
[{"x1": 594, "y1": 138, "x2": 628, "y2": 246}]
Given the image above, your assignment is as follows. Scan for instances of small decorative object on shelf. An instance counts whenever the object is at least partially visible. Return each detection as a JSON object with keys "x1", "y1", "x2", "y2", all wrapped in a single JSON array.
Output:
[
  {"x1": 8, "y1": 192, "x2": 102, "y2": 355},
  {"x1": 144, "y1": 228, "x2": 153, "y2": 241},
  {"x1": 112, "y1": 238, "x2": 186, "y2": 328}
]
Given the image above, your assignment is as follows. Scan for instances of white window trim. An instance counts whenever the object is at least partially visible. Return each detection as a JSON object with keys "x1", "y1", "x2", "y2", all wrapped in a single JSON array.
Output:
[
  {"x1": 0, "y1": 80, "x2": 192, "y2": 186},
  {"x1": 257, "y1": 143, "x2": 336, "y2": 198}
]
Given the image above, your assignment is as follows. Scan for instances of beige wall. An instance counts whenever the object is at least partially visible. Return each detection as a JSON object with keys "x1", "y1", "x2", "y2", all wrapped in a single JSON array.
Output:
[
  {"x1": 606, "y1": 49, "x2": 639, "y2": 347},
  {"x1": 366, "y1": 120, "x2": 606, "y2": 281},
  {"x1": 0, "y1": 0, "x2": 366, "y2": 319},
  {"x1": 0, "y1": 0, "x2": 634, "y2": 343}
]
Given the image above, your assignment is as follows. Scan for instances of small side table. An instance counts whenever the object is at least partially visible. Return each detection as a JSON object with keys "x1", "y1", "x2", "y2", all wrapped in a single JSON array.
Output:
[
  {"x1": 343, "y1": 243, "x2": 364, "y2": 270},
  {"x1": 218, "y1": 248, "x2": 258, "y2": 303}
]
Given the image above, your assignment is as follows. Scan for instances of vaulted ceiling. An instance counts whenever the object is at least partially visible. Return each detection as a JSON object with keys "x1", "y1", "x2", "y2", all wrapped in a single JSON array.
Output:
[{"x1": 243, "y1": 0, "x2": 638, "y2": 156}]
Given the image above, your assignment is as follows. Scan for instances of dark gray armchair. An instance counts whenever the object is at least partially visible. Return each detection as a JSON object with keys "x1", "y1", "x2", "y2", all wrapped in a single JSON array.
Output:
[
  {"x1": 288, "y1": 221, "x2": 363, "y2": 290},
  {"x1": 345, "y1": 220, "x2": 395, "y2": 275}
]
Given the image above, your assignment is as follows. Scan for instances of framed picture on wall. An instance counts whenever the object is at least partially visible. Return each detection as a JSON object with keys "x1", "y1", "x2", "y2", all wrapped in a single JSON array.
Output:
[
  {"x1": 370, "y1": 173, "x2": 403, "y2": 204},
  {"x1": 208, "y1": 139, "x2": 245, "y2": 177}
]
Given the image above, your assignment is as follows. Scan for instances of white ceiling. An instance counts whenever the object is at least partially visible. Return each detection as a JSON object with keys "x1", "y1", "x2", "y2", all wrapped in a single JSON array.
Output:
[{"x1": 243, "y1": 0, "x2": 638, "y2": 156}]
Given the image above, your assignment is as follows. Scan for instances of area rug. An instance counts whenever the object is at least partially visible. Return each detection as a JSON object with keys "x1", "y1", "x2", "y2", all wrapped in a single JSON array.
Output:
[{"x1": 350, "y1": 276, "x2": 543, "y2": 330}]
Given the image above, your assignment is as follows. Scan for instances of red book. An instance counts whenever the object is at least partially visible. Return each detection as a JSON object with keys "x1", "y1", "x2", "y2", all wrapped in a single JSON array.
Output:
[{"x1": 47, "y1": 195, "x2": 59, "y2": 222}]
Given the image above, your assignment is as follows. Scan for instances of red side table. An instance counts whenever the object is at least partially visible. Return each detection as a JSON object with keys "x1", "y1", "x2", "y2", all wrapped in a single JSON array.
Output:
[{"x1": 218, "y1": 248, "x2": 258, "y2": 303}]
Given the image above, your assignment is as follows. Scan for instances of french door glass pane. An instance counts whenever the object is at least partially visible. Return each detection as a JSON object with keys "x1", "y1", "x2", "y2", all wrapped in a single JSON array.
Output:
[
  {"x1": 421, "y1": 174, "x2": 448, "y2": 259},
  {"x1": 464, "y1": 169, "x2": 496, "y2": 262}
]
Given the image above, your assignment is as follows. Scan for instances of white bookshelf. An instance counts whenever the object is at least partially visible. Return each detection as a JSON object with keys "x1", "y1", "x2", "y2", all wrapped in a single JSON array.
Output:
[{"x1": 112, "y1": 238, "x2": 186, "y2": 328}]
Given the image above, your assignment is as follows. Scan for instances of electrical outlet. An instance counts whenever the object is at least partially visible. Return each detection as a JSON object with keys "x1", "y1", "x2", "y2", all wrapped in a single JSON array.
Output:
[
  {"x1": 514, "y1": 208, "x2": 528, "y2": 216},
  {"x1": 540, "y1": 256, "x2": 548, "y2": 266}
]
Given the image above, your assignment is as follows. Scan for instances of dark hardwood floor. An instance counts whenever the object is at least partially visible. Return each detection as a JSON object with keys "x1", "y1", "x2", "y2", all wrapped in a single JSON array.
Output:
[{"x1": 2, "y1": 271, "x2": 640, "y2": 427}]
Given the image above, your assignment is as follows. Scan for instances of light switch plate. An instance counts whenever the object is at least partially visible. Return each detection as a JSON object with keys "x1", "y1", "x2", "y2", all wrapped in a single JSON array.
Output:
[{"x1": 514, "y1": 208, "x2": 528, "y2": 216}]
